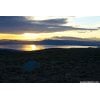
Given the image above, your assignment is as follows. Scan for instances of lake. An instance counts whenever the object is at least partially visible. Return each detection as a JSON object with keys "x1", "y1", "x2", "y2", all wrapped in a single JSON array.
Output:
[{"x1": 0, "y1": 44, "x2": 97, "y2": 51}]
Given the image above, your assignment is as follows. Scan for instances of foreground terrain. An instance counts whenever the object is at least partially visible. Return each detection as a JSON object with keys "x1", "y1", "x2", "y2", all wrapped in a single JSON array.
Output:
[{"x1": 0, "y1": 48, "x2": 100, "y2": 83}]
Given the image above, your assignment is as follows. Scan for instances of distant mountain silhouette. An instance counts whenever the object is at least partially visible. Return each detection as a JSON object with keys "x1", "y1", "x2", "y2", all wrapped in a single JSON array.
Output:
[
  {"x1": 34, "y1": 39, "x2": 100, "y2": 46},
  {"x1": 0, "y1": 37, "x2": 100, "y2": 46}
]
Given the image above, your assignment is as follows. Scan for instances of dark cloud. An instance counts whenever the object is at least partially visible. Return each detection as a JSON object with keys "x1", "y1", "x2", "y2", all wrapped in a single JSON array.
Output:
[
  {"x1": 51, "y1": 36, "x2": 87, "y2": 41},
  {"x1": 0, "y1": 16, "x2": 98, "y2": 33},
  {"x1": 39, "y1": 18, "x2": 68, "y2": 25}
]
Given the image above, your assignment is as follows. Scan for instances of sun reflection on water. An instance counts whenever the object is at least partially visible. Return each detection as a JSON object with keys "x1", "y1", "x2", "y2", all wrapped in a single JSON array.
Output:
[{"x1": 22, "y1": 44, "x2": 44, "y2": 51}]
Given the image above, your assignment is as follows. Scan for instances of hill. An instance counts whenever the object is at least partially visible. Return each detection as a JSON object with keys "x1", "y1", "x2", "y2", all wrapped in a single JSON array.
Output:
[{"x1": 0, "y1": 48, "x2": 100, "y2": 83}]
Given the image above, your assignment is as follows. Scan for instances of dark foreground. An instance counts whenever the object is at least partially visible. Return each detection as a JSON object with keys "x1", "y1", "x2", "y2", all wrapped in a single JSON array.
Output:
[{"x1": 0, "y1": 48, "x2": 100, "y2": 83}]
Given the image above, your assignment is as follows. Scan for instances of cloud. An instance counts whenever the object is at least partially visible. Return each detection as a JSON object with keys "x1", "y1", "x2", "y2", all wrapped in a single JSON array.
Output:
[
  {"x1": 39, "y1": 18, "x2": 68, "y2": 25},
  {"x1": 0, "y1": 16, "x2": 98, "y2": 33},
  {"x1": 51, "y1": 36, "x2": 87, "y2": 41}
]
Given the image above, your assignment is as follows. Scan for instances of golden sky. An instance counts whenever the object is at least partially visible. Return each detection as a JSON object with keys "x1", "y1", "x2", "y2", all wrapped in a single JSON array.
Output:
[
  {"x1": 0, "y1": 30, "x2": 100, "y2": 41},
  {"x1": 0, "y1": 16, "x2": 100, "y2": 41}
]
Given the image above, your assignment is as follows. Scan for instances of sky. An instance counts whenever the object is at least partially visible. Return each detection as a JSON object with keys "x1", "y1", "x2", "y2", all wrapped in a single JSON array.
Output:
[
  {"x1": 0, "y1": 16, "x2": 99, "y2": 41},
  {"x1": 0, "y1": 16, "x2": 100, "y2": 50}
]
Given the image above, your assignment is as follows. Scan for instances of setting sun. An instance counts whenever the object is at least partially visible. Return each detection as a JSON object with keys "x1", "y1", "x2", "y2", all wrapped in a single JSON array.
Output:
[{"x1": 22, "y1": 33, "x2": 39, "y2": 41}]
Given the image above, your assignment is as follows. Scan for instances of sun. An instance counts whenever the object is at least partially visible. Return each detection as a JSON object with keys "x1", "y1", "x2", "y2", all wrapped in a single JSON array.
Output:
[{"x1": 22, "y1": 33, "x2": 38, "y2": 41}]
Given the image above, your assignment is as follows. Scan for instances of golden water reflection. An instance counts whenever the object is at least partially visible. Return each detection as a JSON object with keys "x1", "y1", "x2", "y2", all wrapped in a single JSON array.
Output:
[
  {"x1": 22, "y1": 45, "x2": 97, "y2": 51},
  {"x1": 0, "y1": 44, "x2": 97, "y2": 51},
  {"x1": 22, "y1": 44, "x2": 44, "y2": 51}
]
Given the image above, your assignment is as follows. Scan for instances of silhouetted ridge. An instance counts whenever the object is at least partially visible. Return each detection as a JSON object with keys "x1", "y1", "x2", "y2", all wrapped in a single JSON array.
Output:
[{"x1": 0, "y1": 48, "x2": 100, "y2": 83}]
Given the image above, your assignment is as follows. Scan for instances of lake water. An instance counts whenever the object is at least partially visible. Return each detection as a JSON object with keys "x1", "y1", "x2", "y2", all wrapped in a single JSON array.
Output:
[{"x1": 0, "y1": 44, "x2": 97, "y2": 51}]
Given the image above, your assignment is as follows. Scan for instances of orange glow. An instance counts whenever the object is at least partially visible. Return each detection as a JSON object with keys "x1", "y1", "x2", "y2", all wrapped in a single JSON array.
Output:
[
  {"x1": 0, "y1": 30, "x2": 100, "y2": 41},
  {"x1": 22, "y1": 44, "x2": 44, "y2": 51},
  {"x1": 22, "y1": 33, "x2": 39, "y2": 40}
]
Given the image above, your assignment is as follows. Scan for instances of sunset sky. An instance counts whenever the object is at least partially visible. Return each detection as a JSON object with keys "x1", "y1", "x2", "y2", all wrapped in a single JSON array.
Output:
[
  {"x1": 0, "y1": 16, "x2": 100, "y2": 41},
  {"x1": 0, "y1": 16, "x2": 100, "y2": 51}
]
